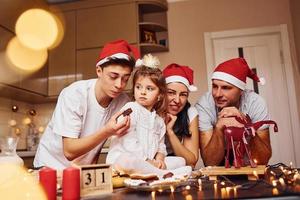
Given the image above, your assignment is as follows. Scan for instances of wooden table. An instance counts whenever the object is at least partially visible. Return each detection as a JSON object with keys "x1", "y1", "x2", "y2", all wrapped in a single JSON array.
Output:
[{"x1": 77, "y1": 178, "x2": 300, "y2": 200}]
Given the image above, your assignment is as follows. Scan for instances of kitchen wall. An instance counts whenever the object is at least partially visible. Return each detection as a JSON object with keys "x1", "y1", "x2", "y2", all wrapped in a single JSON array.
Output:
[
  {"x1": 0, "y1": 97, "x2": 35, "y2": 149},
  {"x1": 157, "y1": 0, "x2": 299, "y2": 106}
]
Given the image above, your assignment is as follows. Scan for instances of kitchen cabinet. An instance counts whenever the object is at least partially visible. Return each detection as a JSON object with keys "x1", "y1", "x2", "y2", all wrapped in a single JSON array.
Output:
[
  {"x1": 76, "y1": 3, "x2": 138, "y2": 50},
  {"x1": 0, "y1": 26, "x2": 20, "y2": 88},
  {"x1": 76, "y1": 48, "x2": 99, "y2": 81},
  {"x1": 0, "y1": 26, "x2": 49, "y2": 99},
  {"x1": 138, "y1": 1, "x2": 169, "y2": 54},
  {"x1": 0, "y1": 1, "x2": 51, "y2": 102},
  {"x1": 0, "y1": 0, "x2": 168, "y2": 101},
  {"x1": 48, "y1": 11, "x2": 76, "y2": 96}
]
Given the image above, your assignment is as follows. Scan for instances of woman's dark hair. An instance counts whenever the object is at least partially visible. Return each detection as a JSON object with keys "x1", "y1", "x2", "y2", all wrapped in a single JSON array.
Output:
[
  {"x1": 99, "y1": 57, "x2": 136, "y2": 69},
  {"x1": 173, "y1": 101, "x2": 192, "y2": 138}
]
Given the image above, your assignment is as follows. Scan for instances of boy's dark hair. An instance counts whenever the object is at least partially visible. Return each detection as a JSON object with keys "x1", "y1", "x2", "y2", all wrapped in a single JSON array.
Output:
[
  {"x1": 99, "y1": 57, "x2": 136, "y2": 69},
  {"x1": 173, "y1": 101, "x2": 191, "y2": 138}
]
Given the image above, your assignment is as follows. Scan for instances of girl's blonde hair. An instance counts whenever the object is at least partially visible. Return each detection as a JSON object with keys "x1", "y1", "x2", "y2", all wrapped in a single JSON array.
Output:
[{"x1": 132, "y1": 55, "x2": 167, "y2": 118}]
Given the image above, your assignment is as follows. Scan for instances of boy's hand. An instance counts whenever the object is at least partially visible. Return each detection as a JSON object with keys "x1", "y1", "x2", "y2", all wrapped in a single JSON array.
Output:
[{"x1": 104, "y1": 111, "x2": 130, "y2": 137}]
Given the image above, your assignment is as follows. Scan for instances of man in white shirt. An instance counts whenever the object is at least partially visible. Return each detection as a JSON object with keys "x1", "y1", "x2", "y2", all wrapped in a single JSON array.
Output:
[
  {"x1": 195, "y1": 58, "x2": 272, "y2": 166},
  {"x1": 34, "y1": 40, "x2": 140, "y2": 169}
]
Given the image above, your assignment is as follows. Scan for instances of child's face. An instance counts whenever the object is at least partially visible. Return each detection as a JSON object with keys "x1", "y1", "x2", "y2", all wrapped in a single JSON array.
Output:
[
  {"x1": 96, "y1": 64, "x2": 132, "y2": 98},
  {"x1": 134, "y1": 76, "x2": 160, "y2": 111}
]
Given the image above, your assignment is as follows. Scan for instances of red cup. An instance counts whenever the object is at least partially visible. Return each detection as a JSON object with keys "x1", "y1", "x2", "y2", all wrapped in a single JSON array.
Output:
[
  {"x1": 62, "y1": 167, "x2": 80, "y2": 200},
  {"x1": 39, "y1": 167, "x2": 57, "y2": 200}
]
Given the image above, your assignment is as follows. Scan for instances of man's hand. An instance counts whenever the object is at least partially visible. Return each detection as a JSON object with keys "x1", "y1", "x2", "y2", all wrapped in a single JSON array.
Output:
[
  {"x1": 104, "y1": 111, "x2": 130, "y2": 137},
  {"x1": 218, "y1": 106, "x2": 246, "y2": 120},
  {"x1": 215, "y1": 117, "x2": 245, "y2": 130},
  {"x1": 216, "y1": 107, "x2": 246, "y2": 130}
]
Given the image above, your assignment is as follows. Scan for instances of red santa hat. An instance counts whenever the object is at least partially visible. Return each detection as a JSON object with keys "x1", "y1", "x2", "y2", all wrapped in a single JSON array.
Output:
[
  {"x1": 211, "y1": 58, "x2": 265, "y2": 90},
  {"x1": 163, "y1": 63, "x2": 197, "y2": 92},
  {"x1": 96, "y1": 39, "x2": 140, "y2": 66}
]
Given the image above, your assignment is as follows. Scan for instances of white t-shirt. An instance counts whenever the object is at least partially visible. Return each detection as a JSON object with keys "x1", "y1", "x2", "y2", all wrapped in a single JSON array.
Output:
[
  {"x1": 106, "y1": 101, "x2": 167, "y2": 164},
  {"x1": 34, "y1": 79, "x2": 130, "y2": 170},
  {"x1": 195, "y1": 89, "x2": 269, "y2": 132},
  {"x1": 165, "y1": 106, "x2": 198, "y2": 155}
]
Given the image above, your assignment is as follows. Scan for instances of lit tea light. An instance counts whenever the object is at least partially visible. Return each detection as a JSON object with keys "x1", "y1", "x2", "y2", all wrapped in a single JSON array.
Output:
[
  {"x1": 151, "y1": 191, "x2": 156, "y2": 200},
  {"x1": 253, "y1": 170, "x2": 258, "y2": 180},
  {"x1": 214, "y1": 181, "x2": 218, "y2": 198},
  {"x1": 234, "y1": 187, "x2": 238, "y2": 198},
  {"x1": 158, "y1": 188, "x2": 163, "y2": 193},
  {"x1": 272, "y1": 180, "x2": 277, "y2": 187},
  {"x1": 198, "y1": 179, "x2": 202, "y2": 191},
  {"x1": 270, "y1": 170, "x2": 276, "y2": 176},
  {"x1": 221, "y1": 181, "x2": 225, "y2": 186},
  {"x1": 185, "y1": 194, "x2": 192, "y2": 200},
  {"x1": 253, "y1": 159, "x2": 258, "y2": 164},
  {"x1": 170, "y1": 186, "x2": 175, "y2": 193},
  {"x1": 279, "y1": 178, "x2": 286, "y2": 187},
  {"x1": 198, "y1": 179, "x2": 202, "y2": 186},
  {"x1": 185, "y1": 185, "x2": 191, "y2": 190},
  {"x1": 214, "y1": 182, "x2": 217, "y2": 190},
  {"x1": 272, "y1": 188, "x2": 279, "y2": 195},
  {"x1": 221, "y1": 188, "x2": 227, "y2": 199}
]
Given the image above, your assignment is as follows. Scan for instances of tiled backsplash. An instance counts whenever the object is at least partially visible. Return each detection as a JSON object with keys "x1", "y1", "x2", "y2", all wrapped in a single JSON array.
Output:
[
  {"x1": 0, "y1": 97, "x2": 56, "y2": 150},
  {"x1": 0, "y1": 96, "x2": 112, "y2": 151}
]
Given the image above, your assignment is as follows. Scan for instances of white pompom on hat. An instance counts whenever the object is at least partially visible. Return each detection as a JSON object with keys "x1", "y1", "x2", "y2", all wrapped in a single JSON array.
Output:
[
  {"x1": 135, "y1": 54, "x2": 160, "y2": 68},
  {"x1": 212, "y1": 58, "x2": 265, "y2": 90},
  {"x1": 96, "y1": 39, "x2": 140, "y2": 66},
  {"x1": 162, "y1": 63, "x2": 197, "y2": 92}
]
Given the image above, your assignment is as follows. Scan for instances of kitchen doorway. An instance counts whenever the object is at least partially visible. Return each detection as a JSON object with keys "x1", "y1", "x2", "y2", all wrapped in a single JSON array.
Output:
[{"x1": 204, "y1": 24, "x2": 300, "y2": 167}]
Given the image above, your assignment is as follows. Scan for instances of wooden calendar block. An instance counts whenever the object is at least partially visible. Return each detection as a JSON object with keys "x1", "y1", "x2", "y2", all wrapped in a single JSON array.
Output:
[{"x1": 80, "y1": 164, "x2": 113, "y2": 197}]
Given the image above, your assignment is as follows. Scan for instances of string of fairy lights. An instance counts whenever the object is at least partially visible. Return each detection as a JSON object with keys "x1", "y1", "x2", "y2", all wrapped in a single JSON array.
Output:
[{"x1": 148, "y1": 163, "x2": 300, "y2": 199}]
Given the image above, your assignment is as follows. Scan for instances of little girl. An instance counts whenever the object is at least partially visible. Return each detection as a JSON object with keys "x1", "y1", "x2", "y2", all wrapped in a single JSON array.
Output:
[{"x1": 106, "y1": 54, "x2": 191, "y2": 177}]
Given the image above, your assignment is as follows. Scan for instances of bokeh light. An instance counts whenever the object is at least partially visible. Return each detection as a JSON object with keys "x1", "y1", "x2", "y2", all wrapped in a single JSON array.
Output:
[
  {"x1": 49, "y1": 12, "x2": 65, "y2": 49},
  {"x1": 15, "y1": 9, "x2": 58, "y2": 50},
  {"x1": 6, "y1": 37, "x2": 47, "y2": 71},
  {"x1": 0, "y1": 164, "x2": 47, "y2": 200}
]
